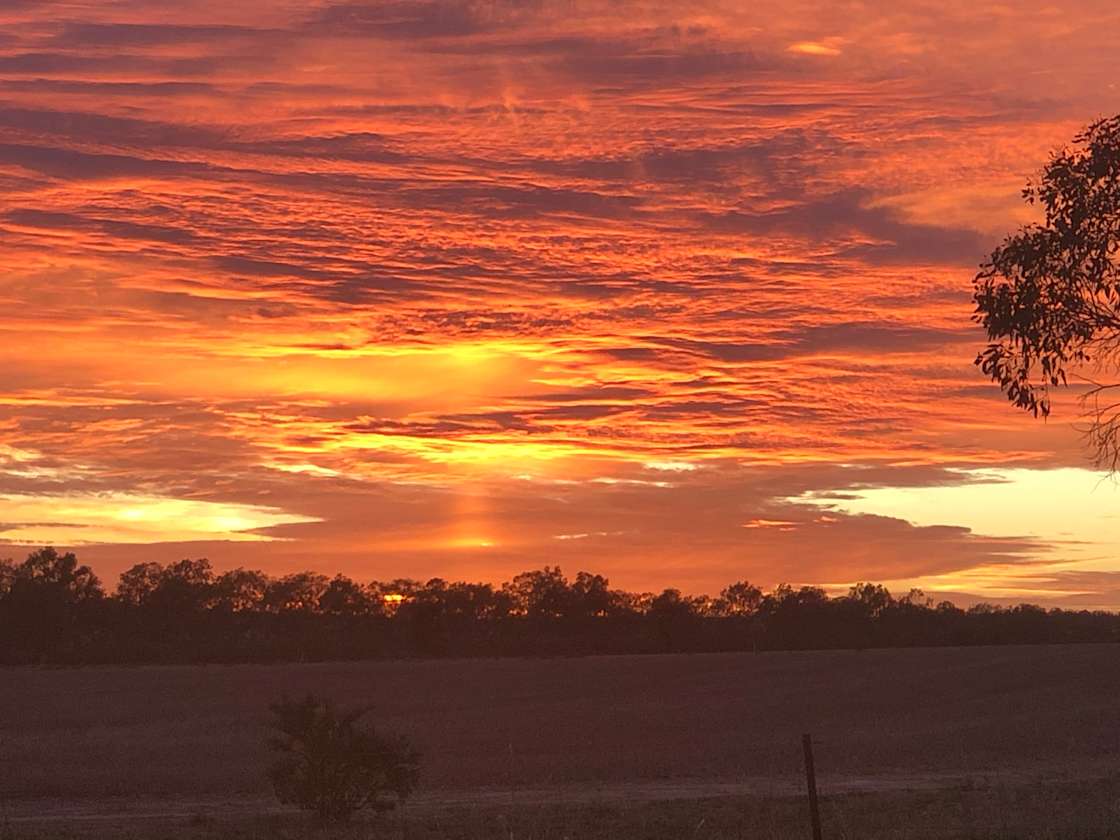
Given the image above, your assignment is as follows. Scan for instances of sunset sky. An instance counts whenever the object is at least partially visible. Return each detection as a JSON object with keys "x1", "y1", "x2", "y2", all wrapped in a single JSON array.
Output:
[{"x1": 2, "y1": 0, "x2": 1120, "y2": 605}]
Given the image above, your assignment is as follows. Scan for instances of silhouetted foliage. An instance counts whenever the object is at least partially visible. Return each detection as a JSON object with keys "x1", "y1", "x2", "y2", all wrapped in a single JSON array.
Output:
[
  {"x1": 0, "y1": 547, "x2": 103, "y2": 662},
  {"x1": 2, "y1": 548, "x2": 1119, "y2": 665},
  {"x1": 503, "y1": 566, "x2": 572, "y2": 618},
  {"x1": 719, "y1": 581, "x2": 763, "y2": 616},
  {"x1": 266, "y1": 694, "x2": 419, "y2": 822},
  {"x1": 974, "y1": 114, "x2": 1120, "y2": 468},
  {"x1": 213, "y1": 567, "x2": 270, "y2": 613}
]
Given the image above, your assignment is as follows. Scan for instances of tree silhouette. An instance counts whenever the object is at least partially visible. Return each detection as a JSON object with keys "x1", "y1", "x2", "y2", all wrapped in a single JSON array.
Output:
[
  {"x1": 0, "y1": 547, "x2": 103, "y2": 662},
  {"x1": 3, "y1": 548, "x2": 1119, "y2": 663},
  {"x1": 213, "y1": 568, "x2": 270, "y2": 612},
  {"x1": 570, "y1": 571, "x2": 618, "y2": 618},
  {"x1": 719, "y1": 581, "x2": 763, "y2": 615},
  {"x1": 265, "y1": 572, "x2": 329, "y2": 613},
  {"x1": 846, "y1": 582, "x2": 894, "y2": 618},
  {"x1": 116, "y1": 561, "x2": 165, "y2": 607},
  {"x1": 266, "y1": 695, "x2": 420, "y2": 823},
  {"x1": 974, "y1": 114, "x2": 1120, "y2": 468},
  {"x1": 126, "y1": 559, "x2": 214, "y2": 613},
  {"x1": 503, "y1": 566, "x2": 571, "y2": 618},
  {"x1": 648, "y1": 588, "x2": 700, "y2": 650},
  {"x1": 318, "y1": 574, "x2": 373, "y2": 616}
]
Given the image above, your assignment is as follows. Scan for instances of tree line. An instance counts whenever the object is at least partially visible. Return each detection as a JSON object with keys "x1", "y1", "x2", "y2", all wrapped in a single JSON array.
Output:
[{"x1": 2, "y1": 547, "x2": 1118, "y2": 665}]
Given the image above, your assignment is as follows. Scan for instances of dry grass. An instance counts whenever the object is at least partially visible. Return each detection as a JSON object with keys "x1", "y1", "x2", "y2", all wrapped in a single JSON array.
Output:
[
  {"x1": 5, "y1": 779, "x2": 1120, "y2": 840},
  {"x1": 1, "y1": 645, "x2": 1119, "y2": 836}
]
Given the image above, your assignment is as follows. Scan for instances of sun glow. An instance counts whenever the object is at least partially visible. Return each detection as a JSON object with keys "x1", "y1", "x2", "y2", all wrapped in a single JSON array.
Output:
[{"x1": 447, "y1": 537, "x2": 496, "y2": 549}]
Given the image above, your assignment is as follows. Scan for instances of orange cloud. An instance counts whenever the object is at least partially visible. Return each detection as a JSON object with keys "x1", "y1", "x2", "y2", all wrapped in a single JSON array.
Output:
[
  {"x1": 787, "y1": 41, "x2": 842, "y2": 56},
  {"x1": 1, "y1": 0, "x2": 1118, "y2": 603}
]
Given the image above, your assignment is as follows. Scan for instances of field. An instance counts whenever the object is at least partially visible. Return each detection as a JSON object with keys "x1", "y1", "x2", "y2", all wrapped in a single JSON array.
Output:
[{"x1": 2, "y1": 645, "x2": 1120, "y2": 838}]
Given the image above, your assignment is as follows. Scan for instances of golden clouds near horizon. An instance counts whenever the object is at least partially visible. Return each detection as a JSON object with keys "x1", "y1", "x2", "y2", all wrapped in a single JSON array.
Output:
[{"x1": 0, "y1": 492, "x2": 319, "y2": 544}]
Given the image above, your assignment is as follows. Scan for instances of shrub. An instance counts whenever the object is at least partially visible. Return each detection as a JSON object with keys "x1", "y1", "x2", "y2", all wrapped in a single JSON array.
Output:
[{"x1": 266, "y1": 694, "x2": 420, "y2": 822}]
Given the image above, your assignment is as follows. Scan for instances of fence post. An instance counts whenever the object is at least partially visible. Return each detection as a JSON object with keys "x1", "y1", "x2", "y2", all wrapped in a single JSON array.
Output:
[{"x1": 802, "y1": 733, "x2": 823, "y2": 840}]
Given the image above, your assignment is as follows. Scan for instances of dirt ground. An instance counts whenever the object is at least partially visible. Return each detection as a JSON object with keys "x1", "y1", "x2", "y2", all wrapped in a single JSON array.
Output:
[
  {"x1": 2, "y1": 644, "x2": 1119, "y2": 836},
  {"x1": 5, "y1": 776, "x2": 1120, "y2": 839}
]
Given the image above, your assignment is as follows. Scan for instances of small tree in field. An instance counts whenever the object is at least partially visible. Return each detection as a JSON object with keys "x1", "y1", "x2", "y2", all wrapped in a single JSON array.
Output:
[{"x1": 266, "y1": 695, "x2": 420, "y2": 823}]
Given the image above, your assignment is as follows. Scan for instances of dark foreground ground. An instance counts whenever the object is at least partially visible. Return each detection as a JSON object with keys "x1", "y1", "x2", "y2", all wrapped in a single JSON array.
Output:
[{"x1": 2, "y1": 645, "x2": 1119, "y2": 838}]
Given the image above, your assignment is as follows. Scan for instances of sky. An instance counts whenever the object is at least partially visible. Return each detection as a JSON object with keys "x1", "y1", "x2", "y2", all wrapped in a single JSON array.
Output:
[{"x1": 2, "y1": 0, "x2": 1120, "y2": 605}]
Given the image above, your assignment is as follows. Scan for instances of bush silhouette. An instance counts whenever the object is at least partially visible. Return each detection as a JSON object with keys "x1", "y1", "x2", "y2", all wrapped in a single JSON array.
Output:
[{"x1": 266, "y1": 694, "x2": 420, "y2": 822}]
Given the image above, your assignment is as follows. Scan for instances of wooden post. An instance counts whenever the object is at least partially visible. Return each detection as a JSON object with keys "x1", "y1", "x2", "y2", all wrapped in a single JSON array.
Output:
[{"x1": 802, "y1": 733, "x2": 823, "y2": 840}]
